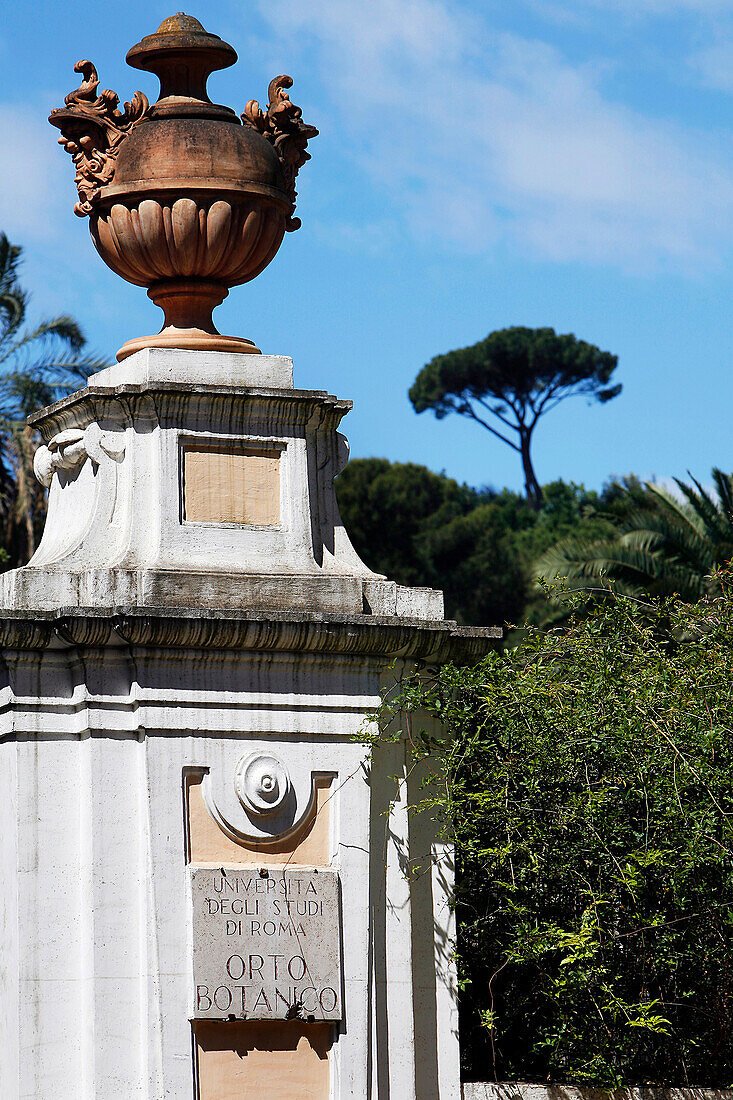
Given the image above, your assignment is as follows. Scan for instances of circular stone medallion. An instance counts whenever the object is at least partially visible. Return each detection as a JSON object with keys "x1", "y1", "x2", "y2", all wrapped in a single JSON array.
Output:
[{"x1": 234, "y1": 752, "x2": 291, "y2": 817}]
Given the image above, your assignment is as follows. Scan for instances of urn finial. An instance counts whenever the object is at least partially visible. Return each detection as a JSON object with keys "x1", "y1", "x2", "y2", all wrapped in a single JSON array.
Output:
[
  {"x1": 126, "y1": 12, "x2": 238, "y2": 111},
  {"x1": 49, "y1": 15, "x2": 318, "y2": 362}
]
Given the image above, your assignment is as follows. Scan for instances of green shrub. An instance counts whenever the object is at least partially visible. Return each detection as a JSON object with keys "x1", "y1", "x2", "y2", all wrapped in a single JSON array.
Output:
[{"x1": 378, "y1": 584, "x2": 733, "y2": 1086}]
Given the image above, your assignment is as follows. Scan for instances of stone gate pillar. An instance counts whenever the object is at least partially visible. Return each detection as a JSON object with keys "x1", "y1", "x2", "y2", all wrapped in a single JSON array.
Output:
[
  {"x1": 0, "y1": 14, "x2": 498, "y2": 1097},
  {"x1": 0, "y1": 347, "x2": 497, "y2": 1098}
]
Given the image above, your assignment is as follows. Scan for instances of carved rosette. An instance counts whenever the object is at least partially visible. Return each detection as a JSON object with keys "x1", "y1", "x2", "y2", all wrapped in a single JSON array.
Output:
[
  {"x1": 234, "y1": 753, "x2": 291, "y2": 817},
  {"x1": 242, "y1": 75, "x2": 319, "y2": 231},
  {"x1": 49, "y1": 61, "x2": 149, "y2": 217}
]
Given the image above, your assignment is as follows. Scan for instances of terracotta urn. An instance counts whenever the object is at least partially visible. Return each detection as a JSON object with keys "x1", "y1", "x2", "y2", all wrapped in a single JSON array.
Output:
[{"x1": 49, "y1": 13, "x2": 317, "y2": 361}]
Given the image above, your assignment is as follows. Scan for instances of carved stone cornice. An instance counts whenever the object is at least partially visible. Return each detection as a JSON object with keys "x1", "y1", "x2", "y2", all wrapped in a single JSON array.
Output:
[
  {"x1": 0, "y1": 608, "x2": 500, "y2": 664},
  {"x1": 28, "y1": 383, "x2": 352, "y2": 442}
]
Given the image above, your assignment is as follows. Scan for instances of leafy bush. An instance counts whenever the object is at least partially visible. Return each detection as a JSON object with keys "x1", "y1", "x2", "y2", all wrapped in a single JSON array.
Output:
[{"x1": 378, "y1": 585, "x2": 733, "y2": 1086}]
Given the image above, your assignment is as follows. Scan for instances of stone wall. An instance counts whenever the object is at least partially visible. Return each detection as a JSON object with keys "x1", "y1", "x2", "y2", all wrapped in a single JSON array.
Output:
[{"x1": 463, "y1": 1085, "x2": 733, "y2": 1100}]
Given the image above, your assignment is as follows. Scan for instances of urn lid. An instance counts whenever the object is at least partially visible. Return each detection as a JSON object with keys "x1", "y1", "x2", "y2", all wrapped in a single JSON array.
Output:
[
  {"x1": 127, "y1": 13, "x2": 238, "y2": 120},
  {"x1": 127, "y1": 12, "x2": 236, "y2": 74}
]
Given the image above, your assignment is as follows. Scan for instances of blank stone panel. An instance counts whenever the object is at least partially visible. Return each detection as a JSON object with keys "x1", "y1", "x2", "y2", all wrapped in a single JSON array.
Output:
[
  {"x1": 183, "y1": 445, "x2": 280, "y2": 525},
  {"x1": 194, "y1": 1021, "x2": 332, "y2": 1100}
]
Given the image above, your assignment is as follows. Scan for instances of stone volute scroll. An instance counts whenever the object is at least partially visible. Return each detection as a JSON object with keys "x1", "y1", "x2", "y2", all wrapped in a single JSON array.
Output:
[
  {"x1": 242, "y1": 76, "x2": 319, "y2": 232},
  {"x1": 33, "y1": 423, "x2": 125, "y2": 488},
  {"x1": 48, "y1": 61, "x2": 150, "y2": 217},
  {"x1": 49, "y1": 13, "x2": 318, "y2": 362}
]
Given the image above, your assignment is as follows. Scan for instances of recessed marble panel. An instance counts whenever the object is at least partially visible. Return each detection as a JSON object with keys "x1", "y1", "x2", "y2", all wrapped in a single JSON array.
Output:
[
  {"x1": 183, "y1": 445, "x2": 280, "y2": 525},
  {"x1": 191, "y1": 866, "x2": 342, "y2": 1021}
]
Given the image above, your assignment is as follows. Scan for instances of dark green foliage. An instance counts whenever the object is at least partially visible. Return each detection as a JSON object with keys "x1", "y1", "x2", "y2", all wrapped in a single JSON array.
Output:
[
  {"x1": 336, "y1": 459, "x2": 616, "y2": 625},
  {"x1": 378, "y1": 586, "x2": 733, "y2": 1086},
  {"x1": 333, "y1": 457, "x2": 479, "y2": 587},
  {"x1": 417, "y1": 502, "x2": 527, "y2": 626},
  {"x1": 409, "y1": 327, "x2": 621, "y2": 506}
]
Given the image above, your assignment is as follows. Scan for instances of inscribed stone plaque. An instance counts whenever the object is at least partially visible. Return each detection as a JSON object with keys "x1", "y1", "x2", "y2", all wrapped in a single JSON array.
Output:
[
  {"x1": 191, "y1": 866, "x2": 342, "y2": 1021},
  {"x1": 183, "y1": 444, "x2": 280, "y2": 525}
]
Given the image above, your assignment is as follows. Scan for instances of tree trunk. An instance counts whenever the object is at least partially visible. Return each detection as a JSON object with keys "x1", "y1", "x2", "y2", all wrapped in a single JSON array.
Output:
[
  {"x1": 519, "y1": 431, "x2": 543, "y2": 509},
  {"x1": 14, "y1": 427, "x2": 38, "y2": 564},
  {"x1": 16, "y1": 452, "x2": 35, "y2": 562}
]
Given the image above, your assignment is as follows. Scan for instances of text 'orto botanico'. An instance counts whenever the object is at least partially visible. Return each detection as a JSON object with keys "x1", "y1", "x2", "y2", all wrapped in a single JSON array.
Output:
[{"x1": 190, "y1": 865, "x2": 343, "y2": 1021}]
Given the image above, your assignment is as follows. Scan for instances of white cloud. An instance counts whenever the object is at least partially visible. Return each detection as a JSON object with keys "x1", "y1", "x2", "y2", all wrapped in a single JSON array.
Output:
[
  {"x1": 246, "y1": 0, "x2": 733, "y2": 271},
  {"x1": 0, "y1": 102, "x2": 112, "y2": 333},
  {"x1": 310, "y1": 218, "x2": 398, "y2": 255},
  {"x1": 4, "y1": 0, "x2": 732, "y2": 294},
  {"x1": 588, "y1": 0, "x2": 733, "y2": 10}
]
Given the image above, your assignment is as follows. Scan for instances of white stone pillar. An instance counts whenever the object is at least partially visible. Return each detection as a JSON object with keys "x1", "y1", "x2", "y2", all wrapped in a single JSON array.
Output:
[{"x1": 0, "y1": 349, "x2": 497, "y2": 1099}]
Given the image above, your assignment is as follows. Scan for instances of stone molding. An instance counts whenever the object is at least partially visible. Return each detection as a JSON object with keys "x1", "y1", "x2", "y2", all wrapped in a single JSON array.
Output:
[
  {"x1": 0, "y1": 606, "x2": 500, "y2": 662},
  {"x1": 28, "y1": 383, "x2": 352, "y2": 439},
  {"x1": 90, "y1": 348, "x2": 295, "y2": 390},
  {"x1": 4, "y1": 351, "x2": 460, "y2": 620}
]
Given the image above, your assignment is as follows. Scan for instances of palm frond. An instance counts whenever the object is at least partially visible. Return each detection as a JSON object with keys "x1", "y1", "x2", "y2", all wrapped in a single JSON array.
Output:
[
  {"x1": 0, "y1": 315, "x2": 87, "y2": 364},
  {"x1": 619, "y1": 507, "x2": 715, "y2": 574},
  {"x1": 537, "y1": 534, "x2": 662, "y2": 586},
  {"x1": 712, "y1": 468, "x2": 733, "y2": 519},
  {"x1": 0, "y1": 234, "x2": 23, "y2": 291},
  {"x1": 35, "y1": 353, "x2": 108, "y2": 384},
  {"x1": 0, "y1": 234, "x2": 27, "y2": 341},
  {"x1": 674, "y1": 474, "x2": 733, "y2": 545},
  {"x1": 0, "y1": 291, "x2": 26, "y2": 340},
  {"x1": 535, "y1": 469, "x2": 733, "y2": 615},
  {"x1": 646, "y1": 483, "x2": 705, "y2": 536}
]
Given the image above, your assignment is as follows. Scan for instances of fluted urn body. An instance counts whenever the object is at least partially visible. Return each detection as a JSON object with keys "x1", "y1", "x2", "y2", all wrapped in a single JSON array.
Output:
[{"x1": 50, "y1": 14, "x2": 317, "y2": 360}]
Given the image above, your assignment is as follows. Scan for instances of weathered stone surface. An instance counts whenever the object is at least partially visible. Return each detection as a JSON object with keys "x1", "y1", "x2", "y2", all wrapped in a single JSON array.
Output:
[
  {"x1": 191, "y1": 866, "x2": 342, "y2": 1021},
  {"x1": 0, "y1": 350, "x2": 467, "y2": 622},
  {"x1": 13, "y1": 13, "x2": 502, "y2": 1098},
  {"x1": 0, "y1": 340, "x2": 498, "y2": 1100},
  {"x1": 0, "y1": 606, "x2": 500, "y2": 662},
  {"x1": 91, "y1": 348, "x2": 295, "y2": 390}
]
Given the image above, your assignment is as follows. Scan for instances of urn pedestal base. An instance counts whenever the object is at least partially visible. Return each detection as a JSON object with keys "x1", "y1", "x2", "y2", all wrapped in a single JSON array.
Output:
[
  {"x1": 117, "y1": 330, "x2": 262, "y2": 361},
  {"x1": 117, "y1": 279, "x2": 262, "y2": 361},
  {"x1": 0, "y1": 620, "x2": 478, "y2": 1099}
]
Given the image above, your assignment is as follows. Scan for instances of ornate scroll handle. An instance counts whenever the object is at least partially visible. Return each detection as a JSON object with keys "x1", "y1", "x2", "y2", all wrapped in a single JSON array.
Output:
[
  {"x1": 34, "y1": 424, "x2": 125, "y2": 488},
  {"x1": 49, "y1": 60, "x2": 149, "y2": 217},
  {"x1": 242, "y1": 75, "x2": 318, "y2": 231}
]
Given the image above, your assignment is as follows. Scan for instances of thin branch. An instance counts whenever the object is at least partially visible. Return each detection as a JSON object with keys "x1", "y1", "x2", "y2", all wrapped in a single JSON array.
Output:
[
  {"x1": 462, "y1": 405, "x2": 521, "y2": 452},
  {"x1": 473, "y1": 394, "x2": 519, "y2": 432}
]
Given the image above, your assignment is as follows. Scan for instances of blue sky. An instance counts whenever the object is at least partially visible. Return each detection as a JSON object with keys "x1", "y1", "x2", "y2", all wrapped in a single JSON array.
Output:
[{"x1": 1, "y1": 0, "x2": 733, "y2": 495}]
